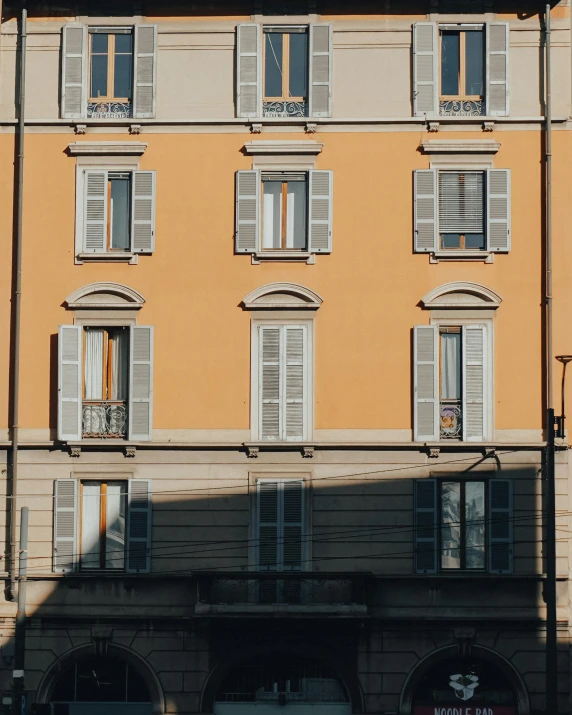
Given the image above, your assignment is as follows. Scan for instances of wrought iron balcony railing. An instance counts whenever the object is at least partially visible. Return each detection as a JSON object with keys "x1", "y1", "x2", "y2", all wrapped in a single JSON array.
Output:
[
  {"x1": 82, "y1": 400, "x2": 127, "y2": 439},
  {"x1": 440, "y1": 400, "x2": 462, "y2": 440},
  {"x1": 263, "y1": 100, "x2": 308, "y2": 118},
  {"x1": 87, "y1": 101, "x2": 133, "y2": 119},
  {"x1": 195, "y1": 571, "x2": 368, "y2": 615},
  {"x1": 439, "y1": 99, "x2": 485, "y2": 117}
]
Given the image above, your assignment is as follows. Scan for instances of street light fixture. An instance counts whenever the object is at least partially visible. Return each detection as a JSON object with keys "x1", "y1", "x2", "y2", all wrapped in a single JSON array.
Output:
[{"x1": 555, "y1": 355, "x2": 572, "y2": 438}]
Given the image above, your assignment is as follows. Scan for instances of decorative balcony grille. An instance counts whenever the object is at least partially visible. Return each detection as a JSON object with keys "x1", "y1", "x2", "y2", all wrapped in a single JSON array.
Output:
[
  {"x1": 87, "y1": 101, "x2": 133, "y2": 119},
  {"x1": 196, "y1": 572, "x2": 367, "y2": 607},
  {"x1": 83, "y1": 401, "x2": 127, "y2": 439},
  {"x1": 439, "y1": 99, "x2": 485, "y2": 117},
  {"x1": 263, "y1": 101, "x2": 308, "y2": 118},
  {"x1": 440, "y1": 401, "x2": 462, "y2": 440}
]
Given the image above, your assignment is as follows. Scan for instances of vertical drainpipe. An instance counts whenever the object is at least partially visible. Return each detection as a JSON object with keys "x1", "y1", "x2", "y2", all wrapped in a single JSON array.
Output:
[
  {"x1": 8, "y1": 3, "x2": 26, "y2": 600},
  {"x1": 546, "y1": 4, "x2": 553, "y2": 411}
]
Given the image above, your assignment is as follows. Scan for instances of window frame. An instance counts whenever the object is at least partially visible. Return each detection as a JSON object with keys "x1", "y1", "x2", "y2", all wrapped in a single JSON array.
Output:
[
  {"x1": 88, "y1": 28, "x2": 134, "y2": 103},
  {"x1": 439, "y1": 26, "x2": 485, "y2": 103},
  {"x1": 78, "y1": 478, "x2": 128, "y2": 571},
  {"x1": 262, "y1": 26, "x2": 308, "y2": 104}
]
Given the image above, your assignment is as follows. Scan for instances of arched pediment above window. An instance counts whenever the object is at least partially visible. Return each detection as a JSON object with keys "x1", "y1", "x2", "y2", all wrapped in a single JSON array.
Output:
[
  {"x1": 421, "y1": 281, "x2": 502, "y2": 310},
  {"x1": 65, "y1": 282, "x2": 145, "y2": 310},
  {"x1": 242, "y1": 282, "x2": 323, "y2": 310}
]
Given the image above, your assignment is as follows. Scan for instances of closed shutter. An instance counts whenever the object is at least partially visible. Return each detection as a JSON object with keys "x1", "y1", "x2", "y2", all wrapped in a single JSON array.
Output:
[
  {"x1": 131, "y1": 170, "x2": 156, "y2": 253},
  {"x1": 487, "y1": 169, "x2": 511, "y2": 252},
  {"x1": 61, "y1": 24, "x2": 86, "y2": 119},
  {"x1": 413, "y1": 325, "x2": 439, "y2": 441},
  {"x1": 283, "y1": 481, "x2": 303, "y2": 570},
  {"x1": 414, "y1": 479, "x2": 437, "y2": 573},
  {"x1": 83, "y1": 171, "x2": 107, "y2": 253},
  {"x1": 486, "y1": 23, "x2": 509, "y2": 117},
  {"x1": 488, "y1": 479, "x2": 513, "y2": 573},
  {"x1": 133, "y1": 25, "x2": 157, "y2": 118},
  {"x1": 308, "y1": 170, "x2": 333, "y2": 253},
  {"x1": 462, "y1": 325, "x2": 486, "y2": 442},
  {"x1": 236, "y1": 24, "x2": 261, "y2": 118},
  {"x1": 260, "y1": 327, "x2": 281, "y2": 440},
  {"x1": 258, "y1": 481, "x2": 279, "y2": 570},
  {"x1": 235, "y1": 170, "x2": 260, "y2": 253},
  {"x1": 284, "y1": 327, "x2": 306, "y2": 441},
  {"x1": 414, "y1": 170, "x2": 438, "y2": 252},
  {"x1": 58, "y1": 325, "x2": 82, "y2": 441},
  {"x1": 53, "y1": 479, "x2": 78, "y2": 573},
  {"x1": 127, "y1": 479, "x2": 152, "y2": 573},
  {"x1": 413, "y1": 23, "x2": 438, "y2": 117},
  {"x1": 309, "y1": 24, "x2": 332, "y2": 118},
  {"x1": 128, "y1": 326, "x2": 154, "y2": 441}
]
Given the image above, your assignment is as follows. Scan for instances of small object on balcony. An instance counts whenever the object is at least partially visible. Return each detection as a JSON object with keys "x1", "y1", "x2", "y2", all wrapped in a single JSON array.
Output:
[{"x1": 440, "y1": 403, "x2": 462, "y2": 439}]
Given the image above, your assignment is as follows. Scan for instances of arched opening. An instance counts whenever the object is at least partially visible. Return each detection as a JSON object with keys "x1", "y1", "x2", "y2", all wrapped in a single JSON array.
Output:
[{"x1": 212, "y1": 656, "x2": 352, "y2": 715}]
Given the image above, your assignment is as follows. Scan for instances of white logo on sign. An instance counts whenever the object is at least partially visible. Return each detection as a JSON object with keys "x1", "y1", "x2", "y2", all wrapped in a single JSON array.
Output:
[{"x1": 449, "y1": 673, "x2": 479, "y2": 701}]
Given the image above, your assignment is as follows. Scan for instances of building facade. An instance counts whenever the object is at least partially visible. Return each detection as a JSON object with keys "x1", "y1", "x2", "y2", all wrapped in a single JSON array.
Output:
[{"x1": 0, "y1": 0, "x2": 571, "y2": 713}]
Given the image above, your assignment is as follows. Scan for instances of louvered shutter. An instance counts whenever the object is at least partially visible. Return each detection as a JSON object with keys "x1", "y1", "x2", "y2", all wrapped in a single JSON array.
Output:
[
  {"x1": 53, "y1": 479, "x2": 78, "y2": 573},
  {"x1": 58, "y1": 325, "x2": 82, "y2": 441},
  {"x1": 487, "y1": 169, "x2": 511, "y2": 252},
  {"x1": 413, "y1": 326, "x2": 439, "y2": 441},
  {"x1": 413, "y1": 23, "x2": 438, "y2": 117},
  {"x1": 131, "y1": 170, "x2": 156, "y2": 253},
  {"x1": 488, "y1": 479, "x2": 513, "y2": 573},
  {"x1": 486, "y1": 23, "x2": 509, "y2": 117},
  {"x1": 308, "y1": 170, "x2": 333, "y2": 253},
  {"x1": 284, "y1": 327, "x2": 306, "y2": 441},
  {"x1": 414, "y1": 479, "x2": 437, "y2": 573},
  {"x1": 128, "y1": 326, "x2": 154, "y2": 441},
  {"x1": 127, "y1": 479, "x2": 152, "y2": 573},
  {"x1": 83, "y1": 171, "x2": 107, "y2": 253},
  {"x1": 414, "y1": 170, "x2": 437, "y2": 252},
  {"x1": 309, "y1": 24, "x2": 332, "y2": 118},
  {"x1": 61, "y1": 24, "x2": 86, "y2": 119},
  {"x1": 283, "y1": 481, "x2": 303, "y2": 570},
  {"x1": 133, "y1": 25, "x2": 157, "y2": 119},
  {"x1": 260, "y1": 327, "x2": 281, "y2": 440},
  {"x1": 236, "y1": 24, "x2": 261, "y2": 118},
  {"x1": 462, "y1": 325, "x2": 486, "y2": 442},
  {"x1": 235, "y1": 170, "x2": 260, "y2": 253},
  {"x1": 258, "y1": 481, "x2": 279, "y2": 570}
]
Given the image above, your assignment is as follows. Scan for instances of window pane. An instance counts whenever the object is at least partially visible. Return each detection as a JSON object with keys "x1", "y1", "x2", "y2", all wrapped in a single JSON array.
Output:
[
  {"x1": 464, "y1": 233, "x2": 485, "y2": 249},
  {"x1": 263, "y1": 182, "x2": 282, "y2": 249},
  {"x1": 465, "y1": 30, "x2": 484, "y2": 96},
  {"x1": 110, "y1": 177, "x2": 131, "y2": 250},
  {"x1": 110, "y1": 329, "x2": 129, "y2": 401},
  {"x1": 265, "y1": 33, "x2": 283, "y2": 97},
  {"x1": 465, "y1": 481, "x2": 486, "y2": 568},
  {"x1": 441, "y1": 32, "x2": 460, "y2": 96},
  {"x1": 114, "y1": 53, "x2": 133, "y2": 98},
  {"x1": 81, "y1": 482, "x2": 101, "y2": 569},
  {"x1": 441, "y1": 333, "x2": 461, "y2": 400},
  {"x1": 84, "y1": 328, "x2": 105, "y2": 400},
  {"x1": 90, "y1": 55, "x2": 108, "y2": 98},
  {"x1": 106, "y1": 482, "x2": 126, "y2": 569},
  {"x1": 441, "y1": 481, "x2": 461, "y2": 569},
  {"x1": 288, "y1": 32, "x2": 308, "y2": 98},
  {"x1": 114, "y1": 33, "x2": 133, "y2": 54},
  {"x1": 91, "y1": 33, "x2": 108, "y2": 54},
  {"x1": 286, "y1": 181, "x2": 307, "y2": 249},
  {"x1": 441, "y1": 233, "x2": 462, "y2": 248}
]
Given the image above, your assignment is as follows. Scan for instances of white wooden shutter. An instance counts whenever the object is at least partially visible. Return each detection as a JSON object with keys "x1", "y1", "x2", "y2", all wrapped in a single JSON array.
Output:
[
  {"x1": 414, "y1": 479, "x2": 437, "y2": 573},
  {"x1": 462, "y1": 325, "x2": 486, "y2": 442},
  {"x1": 236, "y1": 24, "x2": 261, "y2": 118},
  {"x1": 284, "y1": 327, "x2": 306, "y2": 441},
  {"x1": 260, "y1": 327, "x2": 281, "y2": 440},
  {"x1": 283, "y1": 481, "x2": 303, "y2": 570},
  {"x1": 487, "y1": 169, "x2": 511, "y2": 252},
  {"x1": 131, "y1": 170, "x2": 156, "y2": 253},
  {"x1": 235, "y1": 170, "x2": 260, "y2": 253},
  {"x1": 308, "y1": 170, "x2": 333, "y2": 253},
  {"x1": 258, "y1": 481, "x2": 279, "y2": 570},
  {"x1": 413, "y1": 325, "x2": 439, "y2": 442},
  {"x1": 309, "y1": 24, "x2": 332, "y2": 118},
  {"x1": 83, "y1": 171, "x2": 107, "y2": 253},
  {"x1": 486, "y1": 23, "x2": 509, "y2": 117},
  {"x1": 488, "y1": 479, "x2": 513, "y2": 573},
  {"x1": 414, "y1": 170, "x2": 438, "y2": 252},
  {"x1": 133, "y1": 25, "x2": 157, "y2": 119},
  {"x1": 61, "y1": 24, "x2": 86, "y2": 119},
  {"x1": 53, "y1": 479, "x2": 78, "y2": 573},
  {"x1": 58, "y1": 325, "x2": 82, "y2": 441},
  {"x1": 413, "y1": 23, "x2": 438, "y2": 117},
  {"x1": 127, "y1": 479, "x2": 152, "y2": 573},
  {"x1": 128, "y1": 326, "x2": 154, "y2": 441}
]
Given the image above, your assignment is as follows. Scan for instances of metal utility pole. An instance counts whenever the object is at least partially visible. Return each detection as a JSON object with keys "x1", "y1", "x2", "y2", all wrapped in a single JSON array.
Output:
[{"x1": 13, "y1": 506, "x2": 28, "y2": 715}]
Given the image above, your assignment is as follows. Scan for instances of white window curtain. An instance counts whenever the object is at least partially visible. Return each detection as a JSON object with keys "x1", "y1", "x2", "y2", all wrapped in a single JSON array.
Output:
[
  {"x1": 263, "y1": 183, "x2": 282, "y2": 249},
  {"x1": 105, "y1": 482, "x2": 126, "y2": 569},
  {"x1": 84, "y1": 329, "x2": 104, "y2": 400},
  {"x1": 111, "y1": 330, "x2": 129, "y2": 401},
  {"x1": 440, "y1": 333, "x2": 461, "y2": 399},
  {"x1": 81, "y1": 482, "x2": 101, "y2": 569},
  {"x1": 287, "y1": 182, "x2": 306, "y2": 248}
]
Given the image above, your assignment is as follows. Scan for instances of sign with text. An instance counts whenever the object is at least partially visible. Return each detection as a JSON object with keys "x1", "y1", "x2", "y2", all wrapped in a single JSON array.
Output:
[{"x1": 414, "y1": 708, "x2": 516, "y2": 715}]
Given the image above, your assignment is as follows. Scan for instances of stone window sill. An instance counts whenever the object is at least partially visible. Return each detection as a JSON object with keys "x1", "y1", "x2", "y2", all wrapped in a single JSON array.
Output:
[
  {"x1": 429, "y1": 251, "x2": 494, "y2": 264},
  {"x1": 76, "y1": 252, "x2": 139, "y2": 265},
  {"x1": 252, "y1": 251, "x2": 316, "y2": 265}
]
